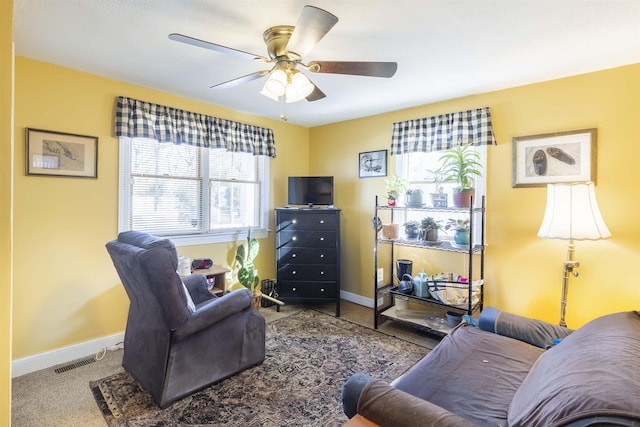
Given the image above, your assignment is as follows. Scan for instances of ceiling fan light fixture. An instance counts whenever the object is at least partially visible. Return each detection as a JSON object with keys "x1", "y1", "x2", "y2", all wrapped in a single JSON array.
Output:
[
  {"x1": 285, "y1": 71, "x2": 314, "y2": 103},
  {"x1": 263, "y1": 69, "x2": 287, "y2": 97}
]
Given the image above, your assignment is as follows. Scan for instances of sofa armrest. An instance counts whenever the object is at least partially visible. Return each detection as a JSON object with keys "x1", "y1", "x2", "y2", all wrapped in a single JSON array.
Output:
[
  {"x1": 478, "y1": 306, "x2": 572, "y2": 349},
  {"x1": 172, "y1": 288, "x2": 253, "y2": 340},
  {"x1": 358, "y1": 379, "x2": 477, "y2": 427}
]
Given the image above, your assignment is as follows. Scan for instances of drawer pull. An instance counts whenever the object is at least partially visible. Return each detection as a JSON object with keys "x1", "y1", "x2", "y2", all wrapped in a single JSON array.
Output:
[
  {"x1": 292, "y1": 236, "x2": 297, "y2": 241},
  {"x1": 292, "y1": 270, "x2": 297, "y2": 275},
  {"x1": 320, "y1": 271, "x2": 325, "y2": 275},
  {"x1": 292, "y1": 253, "x2": 297, "y2": 258},
  {"x1": 293, "y1": 219, "x2": 297, "y2": 224},
  {"x1": 320, "y1": 220, "x2": 325, "y2": 224},
  {"x1": 320, "y1": 288, "x2": 325, "y2": 292},
  {"x1": 320, "y1": 237, "x2": 324, "y2": 241},
  {"x1": 320, "y1": 254, "x2": 324, "y2": 258},
  {"x1": 292, "y1": 287, "x2": 297, "y2": 292}
]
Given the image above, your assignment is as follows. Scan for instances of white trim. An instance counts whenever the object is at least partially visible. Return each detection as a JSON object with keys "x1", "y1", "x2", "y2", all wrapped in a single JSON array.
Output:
[
  {"x1": 340, "y1": 290, "x2": 374, "y2": 308},
  {"x1": 11, "y1": 331, "x2": 124, "y2": 378}
]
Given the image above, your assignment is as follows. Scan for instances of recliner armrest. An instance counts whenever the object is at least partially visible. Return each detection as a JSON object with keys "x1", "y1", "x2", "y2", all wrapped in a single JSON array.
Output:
[
  {"x1": 172, "y1": 288, "x2": 253, "y2": 340},
  {"x1": 358, "y1": 379, "x2": 477, "y2": 427}
]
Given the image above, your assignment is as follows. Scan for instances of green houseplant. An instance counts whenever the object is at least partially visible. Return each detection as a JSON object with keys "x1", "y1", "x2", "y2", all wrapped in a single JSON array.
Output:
[
  {"x1": 384, "y1": 174, "x2": 407, "y2": 206},
  {"x1": 439, "y1": 143, "x2": 483, "y2": 208},
  {"x1": 421, "y1": 216, "x2": 442, "y2": 241},
  {"x1": 404, "y1": 220, "x2": 420, "y2": 240},
  {"x1": 444, "y1": 218, "x2": 471, "y2": 245},
  {"x1": 425, "y1": 165, "x2": 448, "y2": 207},
  {"x1": 234, "y1": 227, "x2": 283, "y2": 308}
]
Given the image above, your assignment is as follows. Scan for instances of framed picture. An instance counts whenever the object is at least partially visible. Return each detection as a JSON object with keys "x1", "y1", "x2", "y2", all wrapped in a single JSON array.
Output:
[
  {"x1": 26, "y1": 128, "x2": 98, "y2": 178},
  {"x1": 359, "y1": 149, "x2": 387, "y2": 178},
  {"x1": 512, "y1": 128, "x2": 596, "y2": 188}
]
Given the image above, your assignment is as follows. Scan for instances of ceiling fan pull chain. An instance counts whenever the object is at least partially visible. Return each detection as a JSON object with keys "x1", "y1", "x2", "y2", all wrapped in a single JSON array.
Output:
[{"x1": 279, "y1": 96, "x2": 288, "y2": 121}]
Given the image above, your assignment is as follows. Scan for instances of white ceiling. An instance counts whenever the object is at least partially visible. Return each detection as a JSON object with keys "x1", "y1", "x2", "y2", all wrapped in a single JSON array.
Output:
[{"x1": 13, "y1": 0, "x2": 640, "y2": 127}]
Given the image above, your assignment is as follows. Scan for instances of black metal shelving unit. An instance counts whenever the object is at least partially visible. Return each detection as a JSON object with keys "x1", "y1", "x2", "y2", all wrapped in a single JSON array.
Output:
[{"x1": 373, "y1": 195, "x2": 486, "y2": 335}]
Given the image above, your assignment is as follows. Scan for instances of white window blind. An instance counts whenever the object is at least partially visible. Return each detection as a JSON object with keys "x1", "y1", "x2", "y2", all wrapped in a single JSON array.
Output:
[{"x1": 118, "y1": 137, "x2": 269, "y2": 246}]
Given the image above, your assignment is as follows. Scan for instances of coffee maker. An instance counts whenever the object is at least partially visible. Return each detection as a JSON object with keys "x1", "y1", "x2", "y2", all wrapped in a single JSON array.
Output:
[{"x1": 396, "y1": 259, "x2": 413, "y2": 293}]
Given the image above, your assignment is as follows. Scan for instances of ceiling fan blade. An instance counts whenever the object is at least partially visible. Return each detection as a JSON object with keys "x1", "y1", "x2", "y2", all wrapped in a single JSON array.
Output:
[
  {"x1": 286, "y1": 6, "x2": 338, "y2": 59},
  {"x1": 169, "y1": 33, "x2": 268, "y2": 61},
  {"x1": 210, "y1": 70, "x2": 271, "y2": 89},
  {"x1": 308, "y1": 61, "x2": 398, "y2": 78},
  {"x1": 306, "y1": 84, "x2": 326, "y2": 102}
]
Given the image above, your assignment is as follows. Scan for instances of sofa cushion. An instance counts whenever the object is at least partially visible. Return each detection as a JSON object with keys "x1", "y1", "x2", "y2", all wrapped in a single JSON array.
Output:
[
  {"x1": 508, "y1": 311, "x2": 640, "y2": 427},
  {"x1": 392, "y1": 324, "x2": 544, "y2": 427}
]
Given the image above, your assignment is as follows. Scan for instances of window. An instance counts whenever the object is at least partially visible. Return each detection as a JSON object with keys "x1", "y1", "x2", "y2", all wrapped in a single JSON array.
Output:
[
  {"x1": 395, "y1": 146, "x2": 487, "y2": 242},
  {"x1": 118, "y1": 137, "x2": 269, "y2": 246}
]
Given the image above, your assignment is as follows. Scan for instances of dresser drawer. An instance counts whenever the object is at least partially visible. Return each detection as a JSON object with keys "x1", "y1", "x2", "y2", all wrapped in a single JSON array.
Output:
[
  {"x1": 276, "y1": 211, "x2": 339, "y2": 232},
  {"x1": 277, "y1": 247, "x2": 337, "y2": 264},
  {"x1": 276, "y1": 230, "x2": 336, "y2": 248},
  {"x1": 277, "y1": 281, "x2": 337, "y2": 299},
  {"x1": 278, "y1": 264, "x2": 337, "y2": 281}
]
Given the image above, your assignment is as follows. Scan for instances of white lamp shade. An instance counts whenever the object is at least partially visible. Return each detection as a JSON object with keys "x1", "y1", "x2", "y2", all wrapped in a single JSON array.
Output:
[
  {"x1": 537, "y1": 182, "x2": 611, "y2": 240},
  {"x1": 285, "y1": 71, "x2": 314, "y2": 103}
]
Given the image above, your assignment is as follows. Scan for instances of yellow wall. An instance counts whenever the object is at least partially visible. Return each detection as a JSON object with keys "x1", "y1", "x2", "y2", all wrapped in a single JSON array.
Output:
[
  {"x1": 1, "y1": 0, "x2": 14, "y2": 422},
  {"x1": 12, "y1": 57, "x2": 308, "y2": 359},
  {"x1": 311, "y1": 63, "x2": 640, "y2": 327},
  {"x1": 11, "y1": 53, "x2": 640, "y2": 366}
]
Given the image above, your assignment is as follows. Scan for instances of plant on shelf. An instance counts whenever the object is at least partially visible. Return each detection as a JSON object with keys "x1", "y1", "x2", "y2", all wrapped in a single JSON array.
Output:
[
  {"x1": 439, "y1": 143, "x2": 483, "y2": 208},
  {"x1": 234, "y1": 227, "x2": 283, "y2": 308},
  {"x1": 384, "y1": 174, "x2": 407, "y2": 206},
  {"x1": 405, "y1": 188, "x2": 425, "y2": 207},
  {"x1": 425, "y1": 165, "x2": 446, "y2": 195},
  {"x1": 444, "y1": 218, "x2": 471, "y2": 246},
  {"x1": 404, "y1": 220, "x2": 420, "y2": 240},
  {"x1": 421, "y1": 217, "x2": 442, "y2": 241}
]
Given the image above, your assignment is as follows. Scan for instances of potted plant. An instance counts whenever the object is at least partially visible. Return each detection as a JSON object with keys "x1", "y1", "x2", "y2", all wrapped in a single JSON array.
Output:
[
  {"x1": 405, "y1": 188, "x2": 425, "y2": 207},
  {"x1": 439, "y1": 143, "x2": 483, "y2": 208},
  {"x1": 234, "y1": 227, "x2": 283, "y2": 308},
  {"x1": 384, "y1": 174, "x2": 407, "y2": 206},
  {"x1": 425, "y1": 166, "x2": 448, "y2": 208},
  {"x1": 404, "y1": 220, "x2": 420, "y2": 240},
  {"x1": 444, "y1": 218, "x2": 471, "y2": 246},
  {"x1": 420, "y1": 217, "x2": 442, "y2": 241}
]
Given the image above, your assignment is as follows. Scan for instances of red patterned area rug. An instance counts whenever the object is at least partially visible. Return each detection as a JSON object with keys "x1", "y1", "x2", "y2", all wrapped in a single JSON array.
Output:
[{"x1": 90, "y1": 309, "x2": 431, "y2": 427}]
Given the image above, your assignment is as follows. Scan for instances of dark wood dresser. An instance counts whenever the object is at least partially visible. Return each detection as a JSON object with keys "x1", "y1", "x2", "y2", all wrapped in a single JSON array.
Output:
[{"x1": 275, "y1": 207, "x2": 341, "y2": 316}]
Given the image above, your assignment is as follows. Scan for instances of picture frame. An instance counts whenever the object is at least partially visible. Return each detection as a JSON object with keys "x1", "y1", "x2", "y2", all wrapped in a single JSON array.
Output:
[
  {"x1": 512, "y1": 128, "x2": 596, "y2": 188},
  {"x1": 359, "y1": 149, "x2": 387, "y2": 178},
  {"x1": 26, "y1": 128, "x2": 98, "y2": 178}
]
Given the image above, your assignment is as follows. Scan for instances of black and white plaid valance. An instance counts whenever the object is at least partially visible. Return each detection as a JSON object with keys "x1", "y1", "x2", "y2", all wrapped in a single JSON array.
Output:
[
  {"x1": 114, "y1": 96, "x2": 276, "y2": 158},
  {"x1": 390, "y1": 107, "x2": 496, "y2": 155}
]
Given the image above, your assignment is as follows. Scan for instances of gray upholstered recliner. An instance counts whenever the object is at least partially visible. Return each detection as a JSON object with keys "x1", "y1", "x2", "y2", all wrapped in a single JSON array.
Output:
[{"x1": 106, "y1": 231, "x2": 266, "y2": 408}]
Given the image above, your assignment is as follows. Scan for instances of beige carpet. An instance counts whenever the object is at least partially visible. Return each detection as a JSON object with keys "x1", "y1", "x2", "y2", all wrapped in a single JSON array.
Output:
[{"x1": 12, "y1": 301, "x2": 440, "y2": 426}]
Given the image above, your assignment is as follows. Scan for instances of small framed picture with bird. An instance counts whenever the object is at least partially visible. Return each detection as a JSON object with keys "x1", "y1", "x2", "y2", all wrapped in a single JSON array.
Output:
[{"x1": 25, "y1": 128, "x2": 98, "y2": 178}]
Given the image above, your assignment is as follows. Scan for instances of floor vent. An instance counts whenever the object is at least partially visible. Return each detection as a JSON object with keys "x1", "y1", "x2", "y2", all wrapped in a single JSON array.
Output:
[{"x1": 54, "y1": 357, "x2": 96, "y2": 374}]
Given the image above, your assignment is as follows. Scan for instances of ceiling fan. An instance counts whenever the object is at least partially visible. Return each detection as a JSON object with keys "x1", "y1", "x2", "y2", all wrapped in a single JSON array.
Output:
[{"x1": 168, "y1": 5, "x2": 397, "y2": 110}]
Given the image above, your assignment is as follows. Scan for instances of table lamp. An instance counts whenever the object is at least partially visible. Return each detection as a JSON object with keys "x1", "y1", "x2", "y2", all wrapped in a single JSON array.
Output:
[{"x1": 537, "y1": 182, "x2": 611, "y2": 327}]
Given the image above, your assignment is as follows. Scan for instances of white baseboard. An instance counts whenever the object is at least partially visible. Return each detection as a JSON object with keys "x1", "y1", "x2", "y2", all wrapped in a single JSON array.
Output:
[
  {"x1": 340, "y1": 290, "x2": 374, "y2": 308},
  {"x1": 12, "y1": 331, "x2": 125, "y2": 378},
  {"x1": 11, "y1": 292, "x2": 369, "y2": 378}
]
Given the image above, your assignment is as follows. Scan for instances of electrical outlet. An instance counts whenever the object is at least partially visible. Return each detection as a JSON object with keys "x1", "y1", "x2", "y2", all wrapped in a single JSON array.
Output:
[{"x1": 377, "y1": 268, "x2": 384, "y2": 288}]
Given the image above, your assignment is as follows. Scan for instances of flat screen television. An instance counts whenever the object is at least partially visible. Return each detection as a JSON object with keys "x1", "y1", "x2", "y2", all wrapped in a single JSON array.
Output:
[{"x1": 287, "y1": 176, "x2": 334, "y2": 207}]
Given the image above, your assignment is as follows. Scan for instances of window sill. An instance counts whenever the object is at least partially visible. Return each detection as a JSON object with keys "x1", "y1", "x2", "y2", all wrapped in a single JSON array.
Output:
[{"x1": 169, "y1": 228, "x2": 270, "y2": 247}]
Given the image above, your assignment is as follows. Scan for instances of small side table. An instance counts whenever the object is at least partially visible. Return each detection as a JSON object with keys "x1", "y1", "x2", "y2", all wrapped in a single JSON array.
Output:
[{"x1": 191, "y1": 265, "x2": 230, "y2": 297}]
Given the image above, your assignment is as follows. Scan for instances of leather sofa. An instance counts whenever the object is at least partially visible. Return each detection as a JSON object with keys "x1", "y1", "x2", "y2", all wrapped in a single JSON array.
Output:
[
  {"x1": 106, "y1": 231, "x2": 265, "y2": 408},
  {"x1": 342, "y1": 308, "x2": 640, "y2": 426}
]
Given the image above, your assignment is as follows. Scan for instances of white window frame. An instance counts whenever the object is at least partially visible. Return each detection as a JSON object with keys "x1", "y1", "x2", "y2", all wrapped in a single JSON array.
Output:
[
  {"x1": 395, "y1": 146, "x2": 487, "y2": 243},
  {"x1": 118, "y1": 137, "x2": 270, "y2": 246}
]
